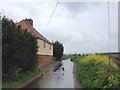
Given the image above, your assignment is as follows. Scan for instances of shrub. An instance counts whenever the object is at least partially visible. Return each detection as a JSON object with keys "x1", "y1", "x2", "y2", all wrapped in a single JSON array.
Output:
[
  {"x1": 76, "y1": 54, "x2": 119, "y2": 88},
  {"x1": 80, "y1": 54, "x2": 118, "y2": 69},
  {"x1": 104, "y1": 73, "x2": 120, "y2": 88},
  {"x1": 2, "y1": 17, "x2": 38, "y2": 80},
  {"x1": 53, "y1": 41, "x2": 64, "y2": 61},
  {"x1": 72, "y1": 55, "x2": 82, "y2": 62}
]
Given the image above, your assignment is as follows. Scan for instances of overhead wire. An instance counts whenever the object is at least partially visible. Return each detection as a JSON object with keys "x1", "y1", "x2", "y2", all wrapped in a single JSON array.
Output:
[{"x1": 42, "y1": 0, "x2": 59, "y2": 34}]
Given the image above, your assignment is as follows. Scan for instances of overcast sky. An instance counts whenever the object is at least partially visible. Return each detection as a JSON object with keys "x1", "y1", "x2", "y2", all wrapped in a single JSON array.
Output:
[{"x1": 0, "y1": 0, "x2": 118, "y2": 54}]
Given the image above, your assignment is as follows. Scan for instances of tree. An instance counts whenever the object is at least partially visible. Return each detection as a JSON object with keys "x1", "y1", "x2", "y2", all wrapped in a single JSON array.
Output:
[
  {"x1": 53, "y1": 41, "x2": 64, "y2": 61},
  {"x1": 2, "y1": 17, "x2": 38, "y2": 80}
]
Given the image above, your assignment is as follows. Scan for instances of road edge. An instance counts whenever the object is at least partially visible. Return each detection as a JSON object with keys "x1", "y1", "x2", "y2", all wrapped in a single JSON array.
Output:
[
  {"x1": 73, "y1": 62, "x2": 81, "y2": 88},
  {"x1": 16, "y1": 72, "x2": 43, "y2": 88}
]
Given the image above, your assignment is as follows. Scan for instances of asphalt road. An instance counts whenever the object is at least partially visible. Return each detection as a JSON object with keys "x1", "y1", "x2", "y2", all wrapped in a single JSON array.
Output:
[{"x1": 25, "y1": 59, "x2": 75, "y2": 88}]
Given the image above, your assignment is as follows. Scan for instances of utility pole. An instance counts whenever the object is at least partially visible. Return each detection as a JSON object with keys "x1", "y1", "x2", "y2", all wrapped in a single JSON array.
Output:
[
  {"x1": 0, "y1": 13, "x2": 1, "y2": 20},
  {"x1": 0, "y1": 12, "x2": 2, "y2": 90},
  {"x1": 108, "y1": 0, "x2": 111, "y2": 71}
]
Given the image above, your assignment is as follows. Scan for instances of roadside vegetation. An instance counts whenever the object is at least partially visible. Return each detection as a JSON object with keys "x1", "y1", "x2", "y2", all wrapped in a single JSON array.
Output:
[
  {"x1": 62, "y1": 54, "x2": 74, "y2": 60},
  {"x1": 53, "y1": 41, "x2": 64, "y2": 61},
  {"x1": 2, "y1": 17, "x2": 40, "y2": 88},
  {"x1": 62, "y1": 54, "x2": 82, "y2": 60},
  {"x1": 72, "y1": 54, "x2": 120, "y2": 88},
  {"x1": 2, "y1": 68, "x2": 40, "y2": 88}
]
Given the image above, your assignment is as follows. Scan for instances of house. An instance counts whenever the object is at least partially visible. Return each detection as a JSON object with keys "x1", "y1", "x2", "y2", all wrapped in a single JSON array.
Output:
[{"x1": 17, "y1": 18, "x2": 53, "y2": 66}]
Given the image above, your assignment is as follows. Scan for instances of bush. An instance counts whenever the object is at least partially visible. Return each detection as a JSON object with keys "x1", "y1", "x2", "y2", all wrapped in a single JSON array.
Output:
[
  {"x1": 104, "y1": 73, "x2": 120, "y2": 88},
  {"x1": 2, "y1": 17, "x2": 38, "y2": 80},
  {"x1": 80, "y1": 54, "x2": 118, "y2": 69},
  {"x1": 53, "y1": 41, "x2": 64, "y2": 61},
  {"x1": 71, "y1": 55, "x2": 82, "y2": 62},
  {"x1": 76, "y1": 54, "x2": 119, "y2": 88}
]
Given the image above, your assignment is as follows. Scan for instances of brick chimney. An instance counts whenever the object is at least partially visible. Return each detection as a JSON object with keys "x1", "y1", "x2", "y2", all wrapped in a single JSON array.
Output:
[{"x1": 25, "y1": 18, "x2": 33, "y2": 26}]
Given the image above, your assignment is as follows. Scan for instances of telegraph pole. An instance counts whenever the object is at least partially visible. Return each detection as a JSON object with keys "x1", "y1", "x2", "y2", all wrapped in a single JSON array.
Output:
[{"x1": 108, "y1": 0, "x2": 111, "y2": 71}]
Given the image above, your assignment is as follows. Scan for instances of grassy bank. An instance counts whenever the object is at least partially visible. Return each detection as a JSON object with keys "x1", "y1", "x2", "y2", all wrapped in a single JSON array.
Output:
[
  {"x1": 2, "y1": 68, "x2": 41, "y2": 88},
  {"x1": 72, "y1": 54, "x2": 120, "y2": 88}
]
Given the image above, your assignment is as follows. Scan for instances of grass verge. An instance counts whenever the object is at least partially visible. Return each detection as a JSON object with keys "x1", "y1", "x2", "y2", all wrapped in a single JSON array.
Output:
[
  {"x1": 73, "y1": 54, "x2": 120, "y2": 88},
  {"x1": 2, "y1": 67, "x2": 41, "y2": 88}
]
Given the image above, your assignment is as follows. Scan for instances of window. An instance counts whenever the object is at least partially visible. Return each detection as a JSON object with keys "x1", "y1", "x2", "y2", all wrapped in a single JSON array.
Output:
[{"x1": 44, "y1": 41, "x2": 45, "y2": 48}]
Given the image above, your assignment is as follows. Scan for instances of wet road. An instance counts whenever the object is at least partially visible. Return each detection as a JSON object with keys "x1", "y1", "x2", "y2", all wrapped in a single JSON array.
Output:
[{"x1": 27, "y1": 59, "x2": 74, "y2": 88}]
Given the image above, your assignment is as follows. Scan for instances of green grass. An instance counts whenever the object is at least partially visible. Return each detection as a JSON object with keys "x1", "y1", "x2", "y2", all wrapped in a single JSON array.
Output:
[
  {"x1": 2, "y1": 67, "x2": 41, "y2": 88},
  {"x1": 62, "y1": 54, "x2": 74, "y2": 60},
  {"x1": 73, "y1": 54, "x2": 120, "y2": 88},
  {"x1": 71, "y1": 55, "x2": 83, "y2": 62}
]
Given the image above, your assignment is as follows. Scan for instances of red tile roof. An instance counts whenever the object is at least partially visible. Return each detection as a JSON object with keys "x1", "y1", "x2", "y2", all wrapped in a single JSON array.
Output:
[{"x1": 16, "y1": 19, "x2": 52, "y2": 45}]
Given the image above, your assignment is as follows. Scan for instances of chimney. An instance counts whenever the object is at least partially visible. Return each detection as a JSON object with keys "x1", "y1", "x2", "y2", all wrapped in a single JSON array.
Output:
[{"x1": 25, "y1": 18, "x2": 33, "y2": 26}]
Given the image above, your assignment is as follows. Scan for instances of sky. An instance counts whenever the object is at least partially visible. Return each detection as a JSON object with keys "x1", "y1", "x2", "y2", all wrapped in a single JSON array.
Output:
[{"x1": 0, "y1": 0, "x2": 118, "y2": 54}]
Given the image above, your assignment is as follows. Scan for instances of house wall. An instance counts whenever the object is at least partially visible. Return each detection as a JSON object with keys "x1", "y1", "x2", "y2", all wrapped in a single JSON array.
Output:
[
  {"x1": 37, "y1": 55, "x2": 53, "y2": 66},
  {"x1": 37, "y1": 39, "x2": 53, "y2": 66},
  {"x1": 37, "y1": 39, "x2": 53, "y2": 56}
]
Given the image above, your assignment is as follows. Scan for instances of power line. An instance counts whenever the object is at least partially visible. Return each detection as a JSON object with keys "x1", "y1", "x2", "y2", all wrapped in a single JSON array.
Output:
[{"x1": 42, "y1": 0, "x2": 59, "y2": 34}]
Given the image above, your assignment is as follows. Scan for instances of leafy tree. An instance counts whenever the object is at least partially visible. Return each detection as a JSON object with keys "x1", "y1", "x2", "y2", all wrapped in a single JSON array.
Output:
[
  {"x1": 78, "y1": 54, "x2": 81, "y2": 56},
  {"x1": 2, "y1": 17, "x2": 38, "y2": 80},
  {"x1": 53, "y1": 41, "x2": 64, "y2": 61}
]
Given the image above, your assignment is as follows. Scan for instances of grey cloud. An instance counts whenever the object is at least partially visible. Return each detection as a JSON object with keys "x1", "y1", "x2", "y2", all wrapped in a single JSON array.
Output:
[
  {"x1": 60, "y1": 2, "x2": 88, "y2": 14},
  {"x1": 43, "y1": 27, "x2": 73, "y2": 44},
  {"x1": 0, "y1": 1, "x2": 118, "y2": 54},
  {"x1": 60, "y1": 2, "x2": 102, "y2": 14}
]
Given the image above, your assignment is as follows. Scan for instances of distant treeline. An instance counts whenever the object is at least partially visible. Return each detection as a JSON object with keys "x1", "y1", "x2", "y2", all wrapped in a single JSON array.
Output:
[
  {"x1": 65, "y1": 52, "x2": 120, "y2": 56},
  {"x1": 100, "y1": 52, "x2": 120, "y2": 55}
]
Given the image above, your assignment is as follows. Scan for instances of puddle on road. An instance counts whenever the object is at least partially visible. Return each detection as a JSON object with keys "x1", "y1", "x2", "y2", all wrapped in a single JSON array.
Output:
[{"x1": 25, "y1": 59, "x2": 74, "y2": 88}]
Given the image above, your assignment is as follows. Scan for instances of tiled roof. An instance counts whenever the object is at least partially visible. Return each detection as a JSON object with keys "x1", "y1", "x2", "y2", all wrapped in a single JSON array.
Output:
[{"x1": 17, "y1": 19, "x2": 52, "y2": 45}]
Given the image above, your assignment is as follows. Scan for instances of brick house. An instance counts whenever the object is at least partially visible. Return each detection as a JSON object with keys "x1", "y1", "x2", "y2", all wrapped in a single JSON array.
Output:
[{"x1": 17, "y1": 18, "x2": 53, "y2": 66}]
